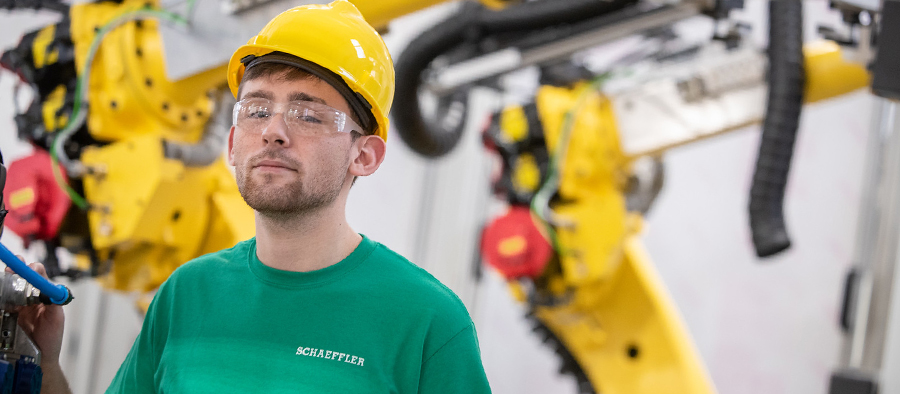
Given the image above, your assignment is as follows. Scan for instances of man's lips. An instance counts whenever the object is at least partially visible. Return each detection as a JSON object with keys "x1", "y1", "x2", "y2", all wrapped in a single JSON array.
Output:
[{"x1": 253, "y1": 160, "x2": 296, "y2": 171}]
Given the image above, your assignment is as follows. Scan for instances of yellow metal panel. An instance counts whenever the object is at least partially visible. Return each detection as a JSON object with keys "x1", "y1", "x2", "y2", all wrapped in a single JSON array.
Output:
[
  {"x1": 92, "y1": 160, "x2": 251, "y2": 292},
  {"x1": 81, "y1": 134, "x2": 170, "y2": 249},
  {"x1": 534, "y1": 85, "x2": 629, "y2": 284},
  {"x1": 32, "y1": 24, "x2": 58, "y2": 68},
  {"x1": 41, "y1": 85, "x2": 68, "y2": 132},
  {"x1": 479, "y1": 0, "x2": 518, "y2": 10},
  {"x1": 351, "y1": 0, "x2": 516, "y2": 30},
  {"x1": 804, "y1": 40, "x2": 870, "y2": 103},
  {"x1": 511, "y1": 153, "x2": 541, "y2": 194},
  {"x1": 499, "y1": 105, "x2": 529, "y2": 143},
  {"x1": 98, "y1": 242, "x2": 180, "y2": 292},
  {"x1": 351, "y1": 0, "x2": 452, "y2": 30},
  {"x1": 80, "y1": 136, "x2": 254, "y2": 292},
  {"x1": 506, "y1": 280, "x2": 528, "y2": 303},
  {"x1": 197, "y1": 189, "x2": 257, "y2": 256},
  {"x1": 70, "y1": 0, "x2": 216, "y2": 144},
  {"x1": 535, "y1": 85, "x2": 626, "y2": 200},
  {"x1": 554, "y1": 196, "x2": 626, "y2": 285},
  {"x1": 535, "y1": 237, "x2": 716, "y2": 394}
]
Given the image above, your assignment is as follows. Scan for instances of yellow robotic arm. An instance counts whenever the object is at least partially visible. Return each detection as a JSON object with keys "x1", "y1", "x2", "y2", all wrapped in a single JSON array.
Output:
[{"x1": 479, "y1": 42, "x2": 867, "y2": 391}]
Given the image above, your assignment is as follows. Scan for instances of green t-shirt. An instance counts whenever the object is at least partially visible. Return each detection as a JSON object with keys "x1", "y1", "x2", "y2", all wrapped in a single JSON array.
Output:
[{"x1": 106, "y1": 235, "x2": 491, "y2": 393}]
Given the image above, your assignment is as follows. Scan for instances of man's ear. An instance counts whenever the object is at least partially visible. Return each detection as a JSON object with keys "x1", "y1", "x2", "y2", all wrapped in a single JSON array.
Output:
[
  {"x1": 349, "y1": 135, "x2": 386, "y2": 177},
  {"x1": 227, "y1": 125, "x2": 236, "y2": 166}
]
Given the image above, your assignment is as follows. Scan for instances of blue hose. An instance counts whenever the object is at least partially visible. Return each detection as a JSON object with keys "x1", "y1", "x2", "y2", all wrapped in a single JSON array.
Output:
[{"x1": 0, "y1": 243, "x2": 72, "y2": 305}]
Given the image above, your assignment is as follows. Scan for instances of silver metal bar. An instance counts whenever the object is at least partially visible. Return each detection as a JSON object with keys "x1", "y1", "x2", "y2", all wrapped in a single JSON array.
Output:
[
  {"x1": 846, "y1": 100, "x2": 890, "y2": 368},
  {"x1": 862, "y1": 99, "x2": 900, "y2": 371},
  {"x1": 429, "y1": 3, "x2": 701, "y2": 93},
  {"x1": 841, "y1": 98, "x2": 900, "y2": 374},
  {"x1": 520, "y1": 3, "x2": 701, "y2": 66},
  {"x1": 881, "y1": 225, "x2": 900, "y2": 392},
  {"x1": 434, "y1": 49, "x2": 523, "y2": 93},
  {"x1": 845, "y1": 102, "x2": 894, "y2": 369},
  {"x1": 851, "y1": 271, "x2": 874, "y2": 367},
  {"x1": 412, "y1": 163, "x2": 439, "y2": 269}
]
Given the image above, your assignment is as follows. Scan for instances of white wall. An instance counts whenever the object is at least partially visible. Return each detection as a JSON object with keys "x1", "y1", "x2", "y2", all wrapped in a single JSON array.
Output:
[
  {"x1": 643, "y1": 92, "x2": 871, "y2": 394},
  {"x1": 0, "y1": 1, "x2": 875, "y2": 393}
]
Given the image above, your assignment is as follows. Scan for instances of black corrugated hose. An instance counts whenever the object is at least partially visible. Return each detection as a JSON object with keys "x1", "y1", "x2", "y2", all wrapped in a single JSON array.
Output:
[
  {"x1": 393, "y1": 0, "x2": 636, "y2": 157},
  {"x1": 393, "y1": 2, "x2": 481, "y2": 157},
  {"x1": 749, "y1": 0, "x2": 805, "y2": 258},
  {"x1": 478, "y1": 0, "x2": 635, "y2": 33}
]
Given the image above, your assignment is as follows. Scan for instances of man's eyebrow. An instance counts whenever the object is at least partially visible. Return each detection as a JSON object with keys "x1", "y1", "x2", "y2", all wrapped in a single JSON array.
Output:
[
  {"x1": 243, "y1": 90, "x2": 274, "y2": 100},
  {"x1": 289, "y1": 92, "x2": 327, "y2": 105}
]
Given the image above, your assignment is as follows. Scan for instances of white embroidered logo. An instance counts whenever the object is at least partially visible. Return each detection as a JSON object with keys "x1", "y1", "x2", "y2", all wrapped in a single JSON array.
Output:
[{"x1": 295, "y1": 346, "x2": 365, "y2": 366}]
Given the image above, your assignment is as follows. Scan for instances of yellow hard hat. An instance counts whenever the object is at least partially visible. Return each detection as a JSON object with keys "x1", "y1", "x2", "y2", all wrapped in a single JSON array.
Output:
[{"x1": 227, "y1": 0, "x2": 395, "y2": 140}]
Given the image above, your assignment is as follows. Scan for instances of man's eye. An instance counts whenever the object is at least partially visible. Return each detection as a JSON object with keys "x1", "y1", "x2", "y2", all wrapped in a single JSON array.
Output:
[
  {"x1": 289, "y1": 108, "x2": 324, "y2": 124},
  {"x1": 248, "y1": 109, "x2": 270, "y2": 119},
  {"x1": 299, "y1": 115, "x2": 323, "y2": 124}
]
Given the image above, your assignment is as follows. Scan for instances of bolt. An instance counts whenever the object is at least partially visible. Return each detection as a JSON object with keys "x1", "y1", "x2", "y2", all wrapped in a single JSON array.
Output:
[{"x1": 99, "y1": 221, "x2": 113, "y2": 237}]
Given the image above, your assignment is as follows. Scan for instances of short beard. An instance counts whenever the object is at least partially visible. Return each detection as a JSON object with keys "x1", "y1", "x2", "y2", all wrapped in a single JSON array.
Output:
[{"x1": 235, "y1": 148, "x2": 347, "y2": 221}]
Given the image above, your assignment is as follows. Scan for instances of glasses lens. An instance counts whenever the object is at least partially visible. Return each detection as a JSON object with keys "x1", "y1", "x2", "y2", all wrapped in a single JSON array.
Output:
[
  {"x1": 284, "y1": 104, "x2": 338, "y2": 134},
  {"x1": 235, "y1": 99, "x2": 273, "y2": 130}
]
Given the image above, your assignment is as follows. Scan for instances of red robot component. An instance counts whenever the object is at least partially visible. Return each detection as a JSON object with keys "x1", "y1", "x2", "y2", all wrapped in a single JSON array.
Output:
[
  {"x1": 481, "y1": 205, "x2": 552, "y2": 279},
  {"x1": 2, "y1": 150, "x2": 71, "y2": 247}
]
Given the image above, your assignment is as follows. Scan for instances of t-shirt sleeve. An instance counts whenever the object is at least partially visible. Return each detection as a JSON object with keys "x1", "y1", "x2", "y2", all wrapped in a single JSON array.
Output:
[
  {"x1": 418, "y1": 324, "x2": 492, "y2": 393},
  {"x1": 105, "y1": 282, "x2": 172, "y2": 394},
  {"x1": 105, "y1": 327, "x2": 157, "y2": 394}
]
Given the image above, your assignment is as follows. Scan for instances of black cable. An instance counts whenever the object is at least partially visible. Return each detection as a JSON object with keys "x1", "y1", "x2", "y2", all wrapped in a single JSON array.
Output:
[
  {"x1": 749, "y1": 0, "x2": 805, "y2": 258},
  {"x1": 479, "y1": 0, "x2": 636, "y2": 33},
  {"x1": 0, "y1": 0, "x2": 68, "y2": 13}
]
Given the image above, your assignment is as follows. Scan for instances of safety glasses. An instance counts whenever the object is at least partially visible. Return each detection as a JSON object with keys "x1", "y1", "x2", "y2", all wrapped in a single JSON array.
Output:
[{"x1": 233, "y1": 98, "x2": 363, "y2": 135}]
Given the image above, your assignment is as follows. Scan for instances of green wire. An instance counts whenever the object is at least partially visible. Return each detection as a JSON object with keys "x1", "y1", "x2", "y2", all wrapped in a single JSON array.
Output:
[
  {"x1": 530, "y1": 73, "x2": 611, "y2": 250},
  {"x1": 49, "y1": 4, "x2": 194, "y2": 210},
  {"x1": 184, "y1": 0, "x2": 199, "y2": 21},
  {"x1": 50, "y1": 124, "x2": 88, "y2": 209}
]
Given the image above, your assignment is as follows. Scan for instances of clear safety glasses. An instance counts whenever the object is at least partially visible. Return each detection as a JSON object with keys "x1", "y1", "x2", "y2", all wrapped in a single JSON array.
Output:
[{"x1": 232, "y1": 98, "x2": 363, "y2": 136}]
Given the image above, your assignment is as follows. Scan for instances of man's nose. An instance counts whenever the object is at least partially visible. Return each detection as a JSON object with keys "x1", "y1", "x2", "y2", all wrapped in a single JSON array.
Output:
[{"x1": 260, "y1": 112, "x2": 291, "y2": 145}]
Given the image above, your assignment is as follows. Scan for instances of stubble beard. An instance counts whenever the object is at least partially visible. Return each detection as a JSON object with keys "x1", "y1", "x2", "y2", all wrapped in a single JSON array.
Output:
[{"x1": 235, "y1": 149, "x2": 348, "y2": 221}]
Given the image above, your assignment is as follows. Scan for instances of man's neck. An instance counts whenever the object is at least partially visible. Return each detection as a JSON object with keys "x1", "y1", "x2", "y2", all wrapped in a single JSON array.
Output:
[{"x1": 254, "y1": 203, "x2": 362, "y2": 272}]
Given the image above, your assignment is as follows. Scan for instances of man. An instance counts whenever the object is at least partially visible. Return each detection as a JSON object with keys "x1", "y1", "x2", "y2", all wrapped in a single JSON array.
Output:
[{"x1": 26, "y1": 1, "x2": 492, "y2": 392}]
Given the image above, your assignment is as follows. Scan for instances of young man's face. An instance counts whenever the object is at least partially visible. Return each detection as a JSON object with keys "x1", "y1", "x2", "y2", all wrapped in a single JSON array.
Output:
[{"x1": 228, "y1": 72, "x2": 357, "y2": 217}]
